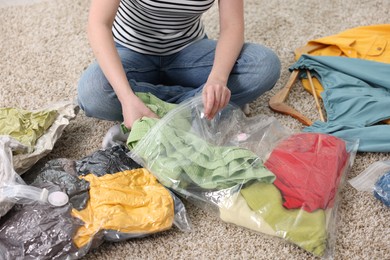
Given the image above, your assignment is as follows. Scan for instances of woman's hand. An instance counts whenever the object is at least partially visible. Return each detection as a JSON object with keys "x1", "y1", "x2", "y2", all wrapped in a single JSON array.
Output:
[
  {"x1": 121, "y1": 96, "x2": 159, "y2": 129},
  {"x1": 89, "y1": 0, "x2": 158, "y2": 129},
  {"x1": 202, "y1": 0, "x2": 243, "y2": 120},
  {"x1": 202, "y1": 78, "x2": 231, "y2": 120}
]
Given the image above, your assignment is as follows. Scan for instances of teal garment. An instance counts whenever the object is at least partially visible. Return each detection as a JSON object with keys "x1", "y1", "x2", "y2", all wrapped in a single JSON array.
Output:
[
  {"x1": 241, "y1": 182, "x2": 327, "y2": 257},
  {"x1": 290, "y1": 55, "x2": 390, "y2": 152},
  {"x1": 0, "y1": 108, "x2": 58, "y2": 153}
]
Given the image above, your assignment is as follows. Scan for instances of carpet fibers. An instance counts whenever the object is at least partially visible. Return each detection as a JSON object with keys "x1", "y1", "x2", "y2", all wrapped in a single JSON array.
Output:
[{"x1": 0, "y1": 0, "x2": 389, "y2": 259}]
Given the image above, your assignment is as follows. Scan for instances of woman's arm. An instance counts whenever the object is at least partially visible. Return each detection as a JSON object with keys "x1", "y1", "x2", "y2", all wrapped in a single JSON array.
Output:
[
  {"x1": 88, "y1": 0, "x2": 157, "y2": 128},
  {"x1": 202, "y1": 0, "x2": 244, "y2": 119}
]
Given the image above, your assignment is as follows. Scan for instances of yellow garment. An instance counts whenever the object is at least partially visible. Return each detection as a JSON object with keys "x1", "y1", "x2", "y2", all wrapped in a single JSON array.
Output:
[
  {"x1": 71, "y1": 169, "x2": 174, "y2": 248},
  {"x1": 294, "y1": 24, "x2": 390, "y2": 97}
]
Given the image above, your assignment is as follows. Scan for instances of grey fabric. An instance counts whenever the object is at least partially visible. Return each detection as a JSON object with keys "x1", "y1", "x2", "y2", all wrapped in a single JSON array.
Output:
[
  {"x1": 0, "y1": 195, "x2": 82, "y2": 260},
  {"x1": 30, "y1": 158, "x2": 90, "y2": 211},
  {"x1": 76, "y1": 145, "x2": 141, "y2": 177}
]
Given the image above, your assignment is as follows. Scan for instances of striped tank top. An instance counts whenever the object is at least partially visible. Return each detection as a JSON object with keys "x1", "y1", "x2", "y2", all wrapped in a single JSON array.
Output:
[{"x1": 113, "y1": 0, "x2": 216, "y2": 56}]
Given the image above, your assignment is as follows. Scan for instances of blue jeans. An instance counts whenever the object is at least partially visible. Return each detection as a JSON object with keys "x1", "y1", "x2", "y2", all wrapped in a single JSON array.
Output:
[{"x1": 77, "y1": 37, "x2": 281, "y2": 121}]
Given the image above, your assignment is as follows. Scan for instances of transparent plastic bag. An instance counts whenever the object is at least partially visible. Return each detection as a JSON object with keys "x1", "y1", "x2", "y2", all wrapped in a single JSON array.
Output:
[
  {"x1": 0, "y1": 100, "x2": 78, "y2": 219},
  {"x1": 0, "y1": 146, "x2": 191, "y2": 260},
  {"x1": 73, "y1": 145, "x2": 192, "y2": 256},
  {"x1": 129, "y1": 96, "x2": 358, "y2": 258},
  {"x1": 0, "y1": 136, "x2": 52, "y2": 218},
  {"x1": 0, "y1": 144, "x2": 80, "y2": 260},
  {"x1": 0, "y1": 136, "x2": 26, "y2": 217},
  {"x1": 349, "y1": 161, "x2": 390, "y2": 207},
  {"x1": 0, "y1": 100, "x2": 78, "y2": 174},
  {"x1": 0, "y1": 182, "x2": 49, "y2": 204},
  {"x1": 251, "y1": 132, "x2": 358, "y2": 258},
  {"x1": 129, "y1": 96, "x2": 287, "y2": 202}
]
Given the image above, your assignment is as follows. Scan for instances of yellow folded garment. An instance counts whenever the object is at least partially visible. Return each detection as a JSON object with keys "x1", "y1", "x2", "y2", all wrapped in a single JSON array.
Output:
[{"x1": 71, "y1": 169, "x2": 174, "y2": 248}]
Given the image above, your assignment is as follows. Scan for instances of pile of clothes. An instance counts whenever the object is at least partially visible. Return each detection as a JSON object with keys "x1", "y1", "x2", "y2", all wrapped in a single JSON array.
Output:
[{"x1": 2, "y1": 24, "x2": 389, "y2": 259}]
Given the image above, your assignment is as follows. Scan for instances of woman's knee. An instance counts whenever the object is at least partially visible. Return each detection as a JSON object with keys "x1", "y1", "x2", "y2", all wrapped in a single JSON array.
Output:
[
  {"x1": 77, "y1": 63, "x2": 122, "y2": 121},
  {"x1": 262, "y1": 47, "x2": 281, "y2": 88},
  {"x1": 229, "y1": 44, "x2": 281, "y2": 105},
  {"x1": 244, "y1": 43, "x2": 281, "y2": 85}
]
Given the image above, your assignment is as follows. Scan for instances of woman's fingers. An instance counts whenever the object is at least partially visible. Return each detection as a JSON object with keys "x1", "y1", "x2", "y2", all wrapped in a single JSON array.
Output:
[{"x1": 202, "y1": 84, "x2": 231, "y2": 119}]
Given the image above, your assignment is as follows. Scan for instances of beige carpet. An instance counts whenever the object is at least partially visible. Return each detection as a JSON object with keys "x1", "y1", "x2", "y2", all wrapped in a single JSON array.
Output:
[{"x1": 1, "y1": 0, "x2": 389, "y2": 259}]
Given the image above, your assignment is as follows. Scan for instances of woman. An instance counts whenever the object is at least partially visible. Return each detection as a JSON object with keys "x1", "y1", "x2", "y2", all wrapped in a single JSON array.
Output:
[{"x1": 77, "y1": 0, "x2": 281, "y2": 129}]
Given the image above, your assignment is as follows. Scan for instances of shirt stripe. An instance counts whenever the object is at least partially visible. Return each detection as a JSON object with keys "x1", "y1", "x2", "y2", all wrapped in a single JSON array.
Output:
[{"x1": 113, "y1": 0, "x2": 215, "y2": 55}]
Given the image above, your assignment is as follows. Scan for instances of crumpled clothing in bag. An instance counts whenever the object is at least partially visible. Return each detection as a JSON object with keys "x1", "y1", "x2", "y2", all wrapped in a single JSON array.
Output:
[
  {"x1": 130, "y1": 116, "x2": 275, "y2": 190},
  {"x1": 127, "y1": 95, "x2": 279, "y2": 202},
  {"x1": 128, "y1": 96, "x2": 355, "y2": 258},
  {"x1": 76, "y1": 145, "x2": 141, "y2": 177},
  {"x1": 0, "y1": 107, "x2": 58, "y2": 153},
  {"x1": 264, "y1": 133, "x2": 349, "y2": 212},
  {"x1": 374, "y1": 171, "x2": 390, "y2": 207},
  {"x1": 241, "y1": 182, "x2": 328, "y2": 257},
  {"x1": 0, "y1": 201, "x2": 82, "y2": 260},
  {"x1": 126, "y1": 98, "x2": 277, "y2": 190},
  {"x1": 74, "y1": 145, "x2": 191, "y2": 242},
  {"x1": 0, "y1": 158, "x2": 91, "y2": 260},
  {"x1": 11, "y1": 101, "x2": 78, "y2": 174},
  {"x1": 71, "y1": 169, "x2": 175, "y2": 249}
]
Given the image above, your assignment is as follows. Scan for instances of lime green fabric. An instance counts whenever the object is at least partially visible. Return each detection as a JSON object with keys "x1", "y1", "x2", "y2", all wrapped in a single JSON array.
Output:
[
  {"x1": 121, "y1": 92, "x2": 178, "y2": 135},
  {"x1": 0, "y1": 108, "x2": 58, "y2": 152},
  {"x1": 130, "y1": 119, "x2": 275, "y2": 190},
  {"x1": 126, "y1": 92, "x2": 275, "y2": 190},
  {"x1": 241, "y1": 182, "x2": 327, "y2": 256},
  {"x1": 219, "y1": 193, "x2": 276, "y2": 237},
  {"x1": 137, "y1": 92, "x2": 178, "y2": 116},
  {"x1": 127, "y1": 117, "x2": 159, "y2": 150}
]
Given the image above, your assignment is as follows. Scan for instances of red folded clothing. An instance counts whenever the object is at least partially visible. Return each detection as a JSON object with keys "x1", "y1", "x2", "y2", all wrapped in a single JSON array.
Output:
[{"x1": 264, "y1": 133, "x2": 349, "y2": 212}]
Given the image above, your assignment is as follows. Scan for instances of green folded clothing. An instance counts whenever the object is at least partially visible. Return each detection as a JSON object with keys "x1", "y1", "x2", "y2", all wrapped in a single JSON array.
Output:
[
  {"x1": 121, "y1": 92, "x2": 178, "y2": 135},
  {"x1": 127, "y1": 92, "x2": 275, "y2": 190},
  {"x1": 241, "y1": 182, "x2": 327, "y2": 256},
  {"x1": 131, "y1": 120, "x2": 275, "y2": 190}
]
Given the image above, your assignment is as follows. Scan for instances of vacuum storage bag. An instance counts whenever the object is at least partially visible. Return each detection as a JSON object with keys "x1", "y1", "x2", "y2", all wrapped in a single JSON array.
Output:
[{"x1": 129, "y1": 95, "x2": 358, "y2": 258}]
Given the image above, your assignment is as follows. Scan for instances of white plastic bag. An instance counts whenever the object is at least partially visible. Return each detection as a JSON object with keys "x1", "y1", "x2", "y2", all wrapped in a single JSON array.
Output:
[
  {"x1": 0, "y1": 136, "x2": 50, "y2": 218},
  {"x1": 349, "y1": 161, "x2": 390, "y2": 207},
  {"x1": 11, "y1": 100, "x2": 78, "y2": 174}
]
